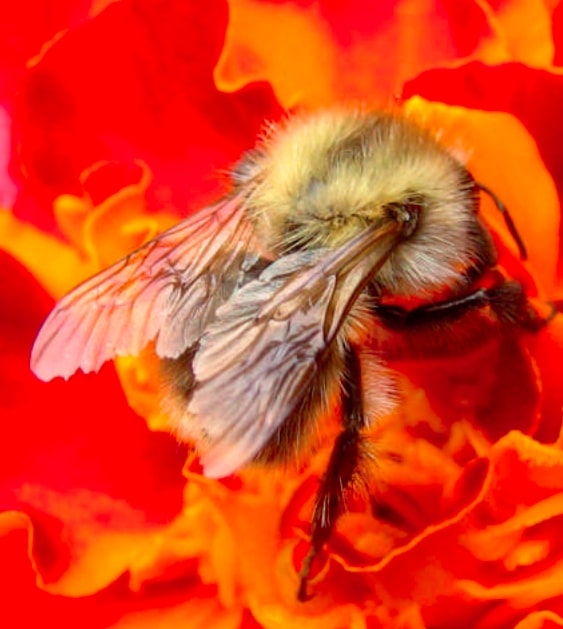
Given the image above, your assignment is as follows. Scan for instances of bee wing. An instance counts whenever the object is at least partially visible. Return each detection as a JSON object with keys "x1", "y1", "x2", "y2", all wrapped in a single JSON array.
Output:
[
  {"x1": 186, "y1": 219, "x2": 403, "y2": 478},
  {"x1": 31, "y1": 195, "x2": 259, "y2": 381}
]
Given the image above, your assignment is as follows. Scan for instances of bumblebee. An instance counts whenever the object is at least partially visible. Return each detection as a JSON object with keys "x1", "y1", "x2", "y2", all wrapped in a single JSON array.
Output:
[{"x1": 31, "y1": 110, "x2": 543, "y2": 599}]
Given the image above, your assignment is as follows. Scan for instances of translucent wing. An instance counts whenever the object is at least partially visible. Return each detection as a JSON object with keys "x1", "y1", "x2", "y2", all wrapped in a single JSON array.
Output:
[
  {"x1": 31, "y1": 195, "x2": 258, "y2": 381},
  {"x1": 186, "y1": 219, "x2": 403, "y2": 478}
]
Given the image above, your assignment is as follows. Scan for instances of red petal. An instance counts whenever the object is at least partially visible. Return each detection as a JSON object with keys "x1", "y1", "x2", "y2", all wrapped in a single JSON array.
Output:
[
  {"x1": 0, "y1": 1, "x2": 104, "y2": 106},
  {"x1": 0, "y1": 250, "x2": 186, "y2": 596},
  {"x1": 12, "y1": 0, "x2": 281, "y2": 229}
]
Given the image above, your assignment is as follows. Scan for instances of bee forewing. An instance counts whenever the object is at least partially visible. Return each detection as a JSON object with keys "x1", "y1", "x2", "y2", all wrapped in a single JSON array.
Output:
[
  {"x1": 30, "y1": 195, "x2": 255, "y2": 381},
  {"x1": 186, "y1": 220, "x2": 402, "y2": 478}
]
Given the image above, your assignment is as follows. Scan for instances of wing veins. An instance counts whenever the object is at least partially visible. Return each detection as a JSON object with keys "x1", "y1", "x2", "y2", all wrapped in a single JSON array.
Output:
[
  {"x1": 191, "y1": 219, "x2": 405, "y2": 477},
  {"x1": 31, "y1": 195, "x2": 258, "y2": 380}
]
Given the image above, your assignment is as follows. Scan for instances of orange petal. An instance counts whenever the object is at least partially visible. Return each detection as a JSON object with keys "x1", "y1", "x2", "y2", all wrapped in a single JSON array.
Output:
[
  {"x1": 405, "y1": 96, "x2": 560, "y2": 291},
  {"x1": 217, "y1": 0, "x2": 501, "y2": 108},
  {"x1": 405, "y1": 63, "x2": 563, "y2": 282},
  {"x1": 0, "y1": 209, "x2": 96, "y2": 298},
  {"x1": 0, "y1": 161, "x2": 176, "y2": 300},
  {"x1": 485, "y1": 0, "x2": 555, "y2": 66},
  {"x1": 515, "y1": 610, "x2": 563, "y2": 629},
  {"x1": 216, "y1": 0, "x2": 335, "y2": 108},
  {"x1": 108, "y1": 597, "x2": 243, "y2": 629},
  {"x1": 0, "y1": 509, "x2": 241, "y2": 628}
]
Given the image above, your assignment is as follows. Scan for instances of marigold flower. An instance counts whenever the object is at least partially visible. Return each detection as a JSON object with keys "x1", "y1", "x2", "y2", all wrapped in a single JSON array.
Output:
[{"x1": 1, "y1": 1, "x2": 563, "y2": 628}]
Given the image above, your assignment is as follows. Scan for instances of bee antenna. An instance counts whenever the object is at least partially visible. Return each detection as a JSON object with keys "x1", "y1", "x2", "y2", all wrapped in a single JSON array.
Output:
[{"x1": 476, "y1": 182, "x2": 527, "y2": 260}]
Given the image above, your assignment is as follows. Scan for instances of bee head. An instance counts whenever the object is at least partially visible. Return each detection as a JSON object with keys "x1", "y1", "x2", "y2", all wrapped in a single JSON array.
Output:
[{"x1": 234, "y1": 110, "x2": 497, "y2": 299}]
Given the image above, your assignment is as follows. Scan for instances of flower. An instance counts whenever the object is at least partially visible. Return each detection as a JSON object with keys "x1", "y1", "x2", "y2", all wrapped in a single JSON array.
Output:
[{"x1": 1, "y1": 1, "x2": 563, "y2": 627}]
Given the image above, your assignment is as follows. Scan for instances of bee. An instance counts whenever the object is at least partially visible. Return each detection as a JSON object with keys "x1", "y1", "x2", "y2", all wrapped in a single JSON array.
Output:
[{"x1": 31, "y1": 109, "x2": 544, "y2": 600}]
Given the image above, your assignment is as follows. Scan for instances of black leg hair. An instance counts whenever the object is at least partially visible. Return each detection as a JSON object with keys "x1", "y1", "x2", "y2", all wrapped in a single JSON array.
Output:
[
  {"x1": 298, "y1": 344, "x2": 368, "y2": 601},
  {"x1": 376, "y1": 280, "x2": 550, "y2": 333},
  {"x1": 298, "y1": 280, "x2": 552, "y2": 600}
]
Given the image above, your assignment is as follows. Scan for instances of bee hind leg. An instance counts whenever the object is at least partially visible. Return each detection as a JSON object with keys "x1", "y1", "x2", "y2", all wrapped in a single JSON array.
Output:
[{"x1": 298, "y1": 344, "x2": 370, "y2": 601}]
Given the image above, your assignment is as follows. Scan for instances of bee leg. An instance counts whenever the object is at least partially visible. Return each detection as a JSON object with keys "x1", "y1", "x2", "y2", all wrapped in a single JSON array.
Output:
[
  {"x1": 377, "y1": 281, "x2": 549, "y2": 331},
  {"x1": 298, "y1": 344, "x2": 367, "y2": 601},
  {"x1": 376, "y1": 288, "x2": 491, "y2": 329},
  {"x1": 484, "y1": 282, "x2": 557, "y2": 330}
]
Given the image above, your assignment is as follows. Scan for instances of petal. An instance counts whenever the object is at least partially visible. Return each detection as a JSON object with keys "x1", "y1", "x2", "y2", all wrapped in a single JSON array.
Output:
[
  {"x1": 0, "y1": 209, "x2": 96, "y2": 298},
  {"x1": 405, "y1": 64, "x2": 563, "y2": 285},
  {"x1": 217, "y1": 0, "x2": 501, "y2": 108},
  {"x1": 404, "y1": 95, "x2": 560, "y2": 291},
  {"x1": 273, "y1": 413, "x2": 563, "y2": 624},
  {"x1": 0, "y1": 161, "x2": 176, "y2": 299},
  {"x1": 527, "y1": 314, "x2": 563, "y2": 442},
  {"x1": 12, "y1": 0, "x2": 281, "y2": 228},
  {"x1": 0, "y1": 1, "x2": 107, "y2": 105},
  {"x1": 0, "y1": 250, "x2": 186, "y2": 597},
  {"x1": 551, "y1": 2, "x2": 563, "y2": 65},
  {"x1": 0, "y1": 106, "x2": 17, "y2": 208},
  {"x1": 515, "y1": 611, "x2": 563, "y2": 629},
  {"x1": 215, "y1": 0, "x2": 335, "y2": 108},
  {"x1": 394, "y1": 337, "x2": 540, "y2": 445},
  {"x1": 108, "y1": 596, "x2": 244, "y2": 629},
  {"x1": 3, "y1": 2, "x2": 563, "y2": 622},
  {"x1": 483, "y1": 0, "x2": 555, "y2": 66},
  {"x1": 0, "y1": 512, "x2": 238, "y2": 629}
]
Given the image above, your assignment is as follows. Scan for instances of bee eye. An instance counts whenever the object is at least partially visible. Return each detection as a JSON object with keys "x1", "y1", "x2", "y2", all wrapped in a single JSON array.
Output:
[
  {"x1": 383, "y1": 195, "x2": 425, "y2": 237},
  {"x1": 402, "y1": 193, "x2": 427, "y2": 213}
]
